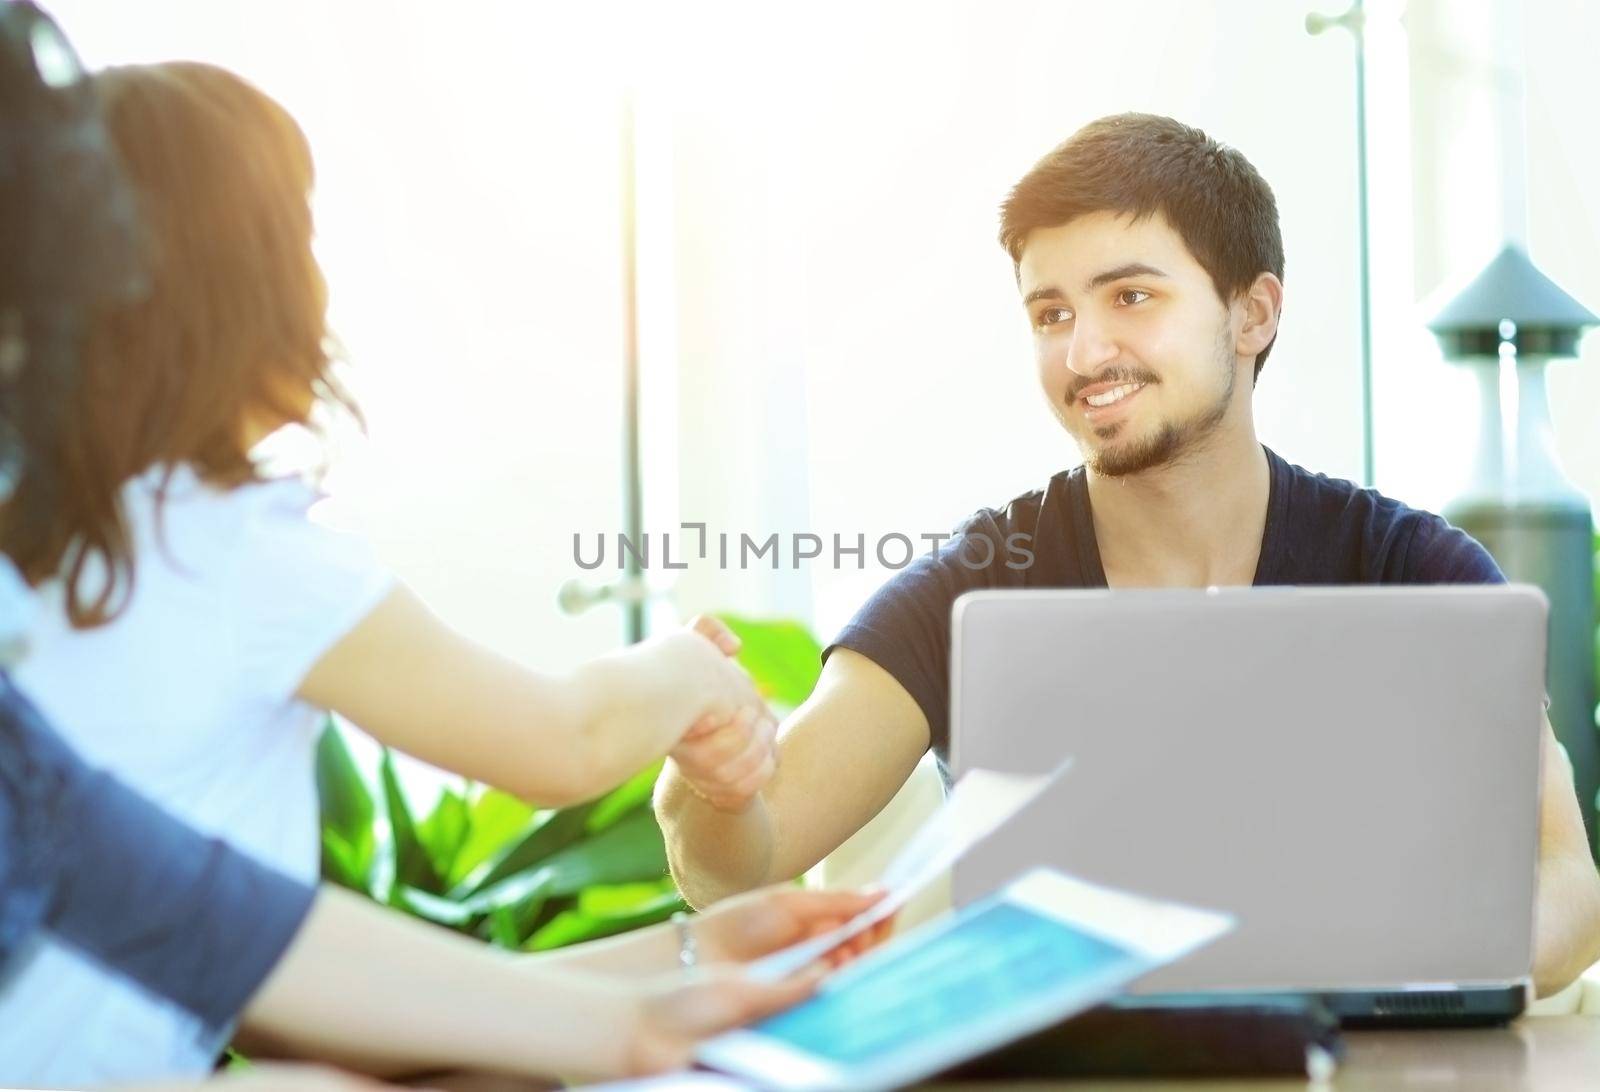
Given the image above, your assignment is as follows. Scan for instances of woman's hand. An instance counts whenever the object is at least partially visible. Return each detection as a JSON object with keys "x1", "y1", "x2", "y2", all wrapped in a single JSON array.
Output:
[
  {"x1": 618, "y1": 886, "x2": 898, "y2": 1077},
  {"x1": 692, "y1": 885, "x2": 894, "y2": 969},
  {"x1": 666, "y1": 616, "x2": 780, "y2": 812},
  {"x1": 622, "y1": 966, "x2": 825, "y2": 1077}
]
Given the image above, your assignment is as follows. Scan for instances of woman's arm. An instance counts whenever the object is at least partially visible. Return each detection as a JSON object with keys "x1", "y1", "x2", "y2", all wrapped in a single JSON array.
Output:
[
  {"x1": 297, "y1": 587, "x2": 775, "y2": 807},
  {"x1": 2, "y1": 673, "x2": 832, "y2": 1084},
  {"x1": 530, "y1": 886, "x2": 889, "y2": 976},
  {"x1": 239, "y1": 886, "x2": 820, "y2": 1082},
  {"x1": 113, "y1": 1064, "x2": 392, "y2": 1091}
]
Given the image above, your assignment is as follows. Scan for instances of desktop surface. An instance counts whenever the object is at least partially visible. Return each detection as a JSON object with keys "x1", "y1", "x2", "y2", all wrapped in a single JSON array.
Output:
[{"x1": 924, "y1": 1016, "x2": 1600, "y2": 1090}]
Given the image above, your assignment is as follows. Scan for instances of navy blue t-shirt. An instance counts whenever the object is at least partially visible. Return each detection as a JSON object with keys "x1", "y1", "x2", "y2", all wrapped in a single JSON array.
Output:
[{"x1": 827, "y1": 447, "x2": 1505, "y2": 755}]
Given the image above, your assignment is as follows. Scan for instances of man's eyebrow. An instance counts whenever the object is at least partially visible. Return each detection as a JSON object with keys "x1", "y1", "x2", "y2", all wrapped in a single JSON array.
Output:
[
  {"x1": 1021, "y1": 263, "x2": 1169, "y2": 308},
  {"x1": 1084, "y1": 262, "x2": 1168, "y2": 291}
]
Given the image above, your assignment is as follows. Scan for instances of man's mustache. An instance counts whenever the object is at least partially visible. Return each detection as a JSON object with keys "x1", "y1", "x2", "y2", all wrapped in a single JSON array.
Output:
[{"x1": 1065, "y1": 367, "x2": 1160, "y2": 402}]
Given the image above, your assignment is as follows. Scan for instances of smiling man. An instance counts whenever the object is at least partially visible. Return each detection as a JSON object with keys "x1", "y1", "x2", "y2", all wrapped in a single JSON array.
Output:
[{"x1": 655, "y1": 113, "x2": 1600, "y2": 996}]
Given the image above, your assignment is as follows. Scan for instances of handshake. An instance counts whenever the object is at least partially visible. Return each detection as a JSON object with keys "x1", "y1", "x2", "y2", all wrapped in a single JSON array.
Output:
[{"x1": 650, "y1": 615, "x2": 781, "y2": 813}]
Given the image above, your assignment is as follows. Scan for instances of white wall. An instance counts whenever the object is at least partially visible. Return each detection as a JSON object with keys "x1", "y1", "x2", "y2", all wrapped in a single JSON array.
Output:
[
  {"x1": 49, "y1": 0, "x2": 637, "y2": 671},
  {"x1": 655, "y1": 1, "x2": 1367, "y2": 638},
  {"x1": 52, "y1": 0, "x2": 1595, "y2": 656},
  {"x1": 662, "y1": 0, "x2": 1600, "y2": 640},
  {"x1": 1522, "y1": 0, "x2": 1600, "y2": 505}
]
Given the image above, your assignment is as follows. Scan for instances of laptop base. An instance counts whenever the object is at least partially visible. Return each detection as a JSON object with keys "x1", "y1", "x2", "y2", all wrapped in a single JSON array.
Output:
[
  {"x1": 1326, "y1": 984, "x2": 1526, "y2": 1028},
  {"x1": 1135, "y1": 985, "x2": 1526, "y2": 1029}
]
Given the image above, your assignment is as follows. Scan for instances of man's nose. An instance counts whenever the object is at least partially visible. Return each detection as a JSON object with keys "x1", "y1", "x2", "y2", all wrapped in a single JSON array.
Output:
[{"x1": 1063, "y1": 316, "x2": 1118, "y2": 377}]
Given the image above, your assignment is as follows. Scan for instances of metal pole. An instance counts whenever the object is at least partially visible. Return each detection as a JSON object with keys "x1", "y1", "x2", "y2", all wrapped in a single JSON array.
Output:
[
  {"x1": 1308, "y1": 1, "x2": 1376, "y2": 487},
  {"x1": 1353, "y1": 6, "x2": 1375, "y2": 487},
  {"x1": 620, "y1": 96, "x2": 645, "y2": 645}
]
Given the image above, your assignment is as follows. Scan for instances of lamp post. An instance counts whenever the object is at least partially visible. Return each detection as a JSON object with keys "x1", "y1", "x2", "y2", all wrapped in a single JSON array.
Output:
[{"x1": 1429, "y1": 244, "x2": 1600, "y2": 854}]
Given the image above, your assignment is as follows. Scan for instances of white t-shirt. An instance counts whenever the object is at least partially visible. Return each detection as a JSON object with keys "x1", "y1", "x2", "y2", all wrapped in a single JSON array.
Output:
[
  {"x1": 0, "y1": 464, "x2": 393, "y2": 1086},
  {"x1": 0, "y1": 553, "x2": 34, "y2": 664}
]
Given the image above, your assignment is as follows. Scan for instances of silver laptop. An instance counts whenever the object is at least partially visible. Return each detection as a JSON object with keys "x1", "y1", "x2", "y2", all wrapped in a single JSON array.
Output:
[{"x1": 950, "y1": 585, "x2": 1547, "y2": 1025}]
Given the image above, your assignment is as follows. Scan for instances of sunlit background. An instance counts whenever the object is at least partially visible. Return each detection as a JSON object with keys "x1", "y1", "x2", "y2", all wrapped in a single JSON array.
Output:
[{"x1": 45, "y1": 0, "x2": 1600, "y2": 789}]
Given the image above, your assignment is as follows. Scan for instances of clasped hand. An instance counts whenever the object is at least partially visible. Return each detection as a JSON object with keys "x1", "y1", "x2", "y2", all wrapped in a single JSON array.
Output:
[{"x1": 668, "y1": 616, "x2": 780, "y2": 812}]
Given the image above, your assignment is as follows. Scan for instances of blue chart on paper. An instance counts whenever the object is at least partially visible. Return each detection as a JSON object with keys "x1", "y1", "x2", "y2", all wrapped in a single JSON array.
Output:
[{"x1": 752, "y1": 900, "x2": 1143, "y2": 1065}]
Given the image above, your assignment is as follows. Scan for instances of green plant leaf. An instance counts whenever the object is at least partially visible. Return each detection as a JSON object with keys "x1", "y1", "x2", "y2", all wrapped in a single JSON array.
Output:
[
  {"x1": 391, "y1": 884, "x2": 476, "y2": 926},
  {"x1": 416, "y1": 786, "x2": 471, "y2": 881},
  {"x1": 315, "y1": 720, "x2": 374, "y2": 850},
  {"x1": 318, "y1": 620, "x2": 827, "y2": 952},
  {"x1": 576, "y1": 877, "x2": 680, "y2": 915},
  {"x1": 585, "y1": 760, "x2": 664, "y2": 832},
  {"x1": 527, "y1": 887, "x2": 687, "y2": 951},
  {"x1": 464, "y1": 808, "x2": 669, "y2": 913},
  {"x1": 381, "y1": 750, "x2": 443, "y2": 896},
  {"x1": 717, "y1": 615, "x2": 825, "y2": 710},
  {"x1": 448, "y1": 789, "x2": 538, "y2": 887},
  {"x1": 454, "y1": 802, "x2": 598, "y2": 897},
  {"x1": 320, "y1": 828, "x2": 370, "y2": 895},
  {"x1": 503, "y1": 892, "x2": 554, "y2": 948},
  {"x1": 486, "y1": 906, "x2": 523, "y2": 949}
]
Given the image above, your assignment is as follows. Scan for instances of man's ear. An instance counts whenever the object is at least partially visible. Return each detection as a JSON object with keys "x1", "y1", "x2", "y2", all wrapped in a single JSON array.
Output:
[{"x1": 1236, "y1": 272, "x2": 1283, "y2": 358}]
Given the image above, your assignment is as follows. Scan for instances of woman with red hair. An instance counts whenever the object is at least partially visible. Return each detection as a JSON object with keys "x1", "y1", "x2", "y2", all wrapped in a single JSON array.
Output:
[{"x1": 0, "y1": 58, "x2": 851, "y2": 1087}]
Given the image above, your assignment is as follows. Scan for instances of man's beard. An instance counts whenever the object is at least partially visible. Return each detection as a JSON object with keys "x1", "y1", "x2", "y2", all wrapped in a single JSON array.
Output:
[{"x1": 1082, "y1": 323, "x2": 1237, "y2": 478}]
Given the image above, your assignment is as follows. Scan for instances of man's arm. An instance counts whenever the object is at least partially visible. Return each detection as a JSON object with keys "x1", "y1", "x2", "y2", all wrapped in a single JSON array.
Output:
[
  {"x1": 656, "y1": 648, "x2": 931, "y2": 908},
  {"x1": 1532, "y1": 715, "x2": 1600, "y2": 997}
]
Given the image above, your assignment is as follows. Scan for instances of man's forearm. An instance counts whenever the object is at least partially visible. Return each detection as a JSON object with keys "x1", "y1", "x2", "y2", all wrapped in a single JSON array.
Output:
[
  {"x1": 1533, "y1": 848, "x2": 1600, "y2": 998},
  {"x1": 656, "y1": 762, "x2": 777, "y2": 908},
  {"x1": 1529, "y1": 724, "x2": 1600, "y2": 998}
]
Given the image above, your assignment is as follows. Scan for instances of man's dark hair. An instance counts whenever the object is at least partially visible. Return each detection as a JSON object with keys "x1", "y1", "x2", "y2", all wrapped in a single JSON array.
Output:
[{"x1": 999, "y1": 113, "x2": 1285, "y2": 380}]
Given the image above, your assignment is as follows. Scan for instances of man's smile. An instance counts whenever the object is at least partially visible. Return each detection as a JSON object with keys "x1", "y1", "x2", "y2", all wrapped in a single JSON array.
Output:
[{"x1": 1075, "y1": 380, "x2": 1147, "y2": 420}]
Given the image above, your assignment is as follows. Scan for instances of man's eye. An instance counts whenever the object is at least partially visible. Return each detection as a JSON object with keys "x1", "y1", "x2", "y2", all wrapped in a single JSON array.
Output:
[
  {"x1": 1116, "y1": 289, "x2": 1151, "y2": 306},
  {"x1": 1037, "y1": 307, "x2": 1073, "y2": 327}
]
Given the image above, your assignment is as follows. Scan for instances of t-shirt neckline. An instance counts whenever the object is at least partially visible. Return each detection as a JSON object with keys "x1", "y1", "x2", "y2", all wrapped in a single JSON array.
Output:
[{"x1": 1068, "y1": 444, "x2": 1287, "y2": 588}]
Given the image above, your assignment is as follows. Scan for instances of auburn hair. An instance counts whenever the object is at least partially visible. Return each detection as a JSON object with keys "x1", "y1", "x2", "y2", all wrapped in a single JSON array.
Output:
[{"x1": 1, "y1": 61, "x2": 355, "y2": 626}]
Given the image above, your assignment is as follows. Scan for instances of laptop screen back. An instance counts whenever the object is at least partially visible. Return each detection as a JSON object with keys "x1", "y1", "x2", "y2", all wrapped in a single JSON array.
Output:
[{"x1": 950, "y1": 586, "x2": 1546, "y2": 992}]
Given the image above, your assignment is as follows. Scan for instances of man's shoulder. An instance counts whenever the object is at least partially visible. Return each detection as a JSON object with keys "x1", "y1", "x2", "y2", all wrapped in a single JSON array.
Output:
[
  {"x1": 953, "y1": 466, "x2": 1082, "y2": 538},
  {"x1": 1278, "y1": 452, "x2": 1421, "y2": 522},
  {"x1": 1276, "y1": 452, "x2": 1445, "y2": 538},
  {"x1": 1272, "y1": 452, "x2": 1502, "y2": 584},
  {"x1": 827, "y1": 466, "x2": 1088, "y2": 754}
]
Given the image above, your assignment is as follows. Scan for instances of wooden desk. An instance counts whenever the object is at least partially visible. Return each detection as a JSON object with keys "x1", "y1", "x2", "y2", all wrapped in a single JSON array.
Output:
[
  {"x1": 418, "y1": 1018, "x2": 1600, "y2": 1090},
  {"x1": 927, "y1": 1016, "x2": 1600, "y2": 1090}
]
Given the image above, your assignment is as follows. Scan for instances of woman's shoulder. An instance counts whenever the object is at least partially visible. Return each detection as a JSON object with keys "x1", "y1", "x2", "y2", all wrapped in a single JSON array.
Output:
[
  {"x1": 128, "y1": 462, "x2": 321, "y2": 513},
  {"x1": 115, "y1": 464, "x2": 351, "y2": 590},
  {"x1": 123, "y1": 463, "x2": 330, "y2": 541}
]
